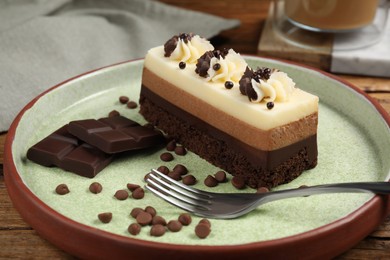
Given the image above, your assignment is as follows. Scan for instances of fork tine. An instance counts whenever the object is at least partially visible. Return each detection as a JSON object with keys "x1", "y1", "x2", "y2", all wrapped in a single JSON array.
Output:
[
  {"x1": 147, "y1": 172, "x2": 211, "y2": 205},
  {"x1": 145, "y1": 185, "x2": 203, "y2": 212},
  {"x1": 151, "y1": 169, "x2": 212, "y2": 199}
]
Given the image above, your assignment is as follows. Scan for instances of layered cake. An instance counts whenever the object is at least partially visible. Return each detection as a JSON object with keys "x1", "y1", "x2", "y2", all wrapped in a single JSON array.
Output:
[{"x1": 139, "y1": 33, "x2": 318, "y2": 188}]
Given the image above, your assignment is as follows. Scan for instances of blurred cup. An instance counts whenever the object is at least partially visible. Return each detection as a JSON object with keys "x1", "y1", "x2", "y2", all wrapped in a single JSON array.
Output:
[{"x1": 284, "y1": 0, "x2": 379, "y2": 32}]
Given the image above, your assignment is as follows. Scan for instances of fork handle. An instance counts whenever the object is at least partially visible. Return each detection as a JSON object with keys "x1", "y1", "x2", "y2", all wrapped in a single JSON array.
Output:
[{"x1": 260, "y1": 182, "x2": 390, "y2": 205}]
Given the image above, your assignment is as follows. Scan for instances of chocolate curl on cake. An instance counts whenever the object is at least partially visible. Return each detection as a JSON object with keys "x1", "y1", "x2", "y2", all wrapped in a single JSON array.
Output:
[
  {"x1": 239, "y1": 66, "x2": 273, "y2": 101},
  {"x1": 195, "y1": 49, "x2": 229, "y2": 78},
  {"x1": 164, "y1": 33, "x2": 194, "y2": 57}
]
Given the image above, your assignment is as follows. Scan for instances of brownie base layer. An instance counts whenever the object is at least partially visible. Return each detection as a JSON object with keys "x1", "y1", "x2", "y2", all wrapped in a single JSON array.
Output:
[{"x1": 139, "y1": 87, "x2": 317, "y2": 189}]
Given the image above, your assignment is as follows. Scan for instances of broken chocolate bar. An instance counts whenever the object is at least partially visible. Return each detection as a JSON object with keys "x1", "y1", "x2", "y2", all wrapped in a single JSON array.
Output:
[
  {"x1": 27, "y1": 125, "x2": 113, "y2": 178},
  {"x1": 68, "y1": 116, "x2": 164, "y2": 154}
]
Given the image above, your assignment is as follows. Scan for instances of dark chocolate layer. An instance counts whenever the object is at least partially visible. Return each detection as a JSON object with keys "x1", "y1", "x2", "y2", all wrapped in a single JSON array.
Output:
[{"x1": 139, "y1": 85, "x2": 317, "y2": 188}]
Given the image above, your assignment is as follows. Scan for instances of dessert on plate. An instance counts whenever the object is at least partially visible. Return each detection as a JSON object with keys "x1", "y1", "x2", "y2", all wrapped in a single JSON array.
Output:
[{"x1": 139, "y1": 33, "x2": 319, "y2": 188}]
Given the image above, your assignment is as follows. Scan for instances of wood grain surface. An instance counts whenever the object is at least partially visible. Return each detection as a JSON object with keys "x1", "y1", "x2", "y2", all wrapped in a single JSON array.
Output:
[{"x1": 1, "y1": 0, "x2": 390, "y2": 258}]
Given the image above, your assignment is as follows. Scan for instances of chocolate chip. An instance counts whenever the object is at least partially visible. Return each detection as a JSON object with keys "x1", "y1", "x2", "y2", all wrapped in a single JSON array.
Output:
[
  {"x1": 179, "y1": 61, "x2": 186, "y2": 69},
  {"x1": 225, "y1": 81, "x2": 234, "y2": 89},
  {"x1": 108, "y1": 110, "x2": 120, "y2": 117},
  {"x1": 168, "y1": 171, "x2": 182, "y2": 181},
  {"x1": 160, "y1": 152, "x2": 174, "y2": 162},
  {"x1": 145, "y1": 206, "x2": 157, "y2": 217},
  {"x1": 114, "y1": 189, "x2": 129, "y2": 200},
  {"x1": 55, "y1": 184, "x2": 69, "y2": 195},
  {"x1": 213, "y1": 63, "x2": 221, "y2": 71},
  {"x1": 98, "y1": 212, "x2": 112, "y2": 224},
  {"x1": 166, "y1": 140, "x2": 176, "y2": 151},
  {"x1": 128, "y1": 223, "x2": 141, "y2": 235},
  {"x1": 152, "y1": 215, "x2": 167, "y2": 226},
  {"x1": 199, "y1": 218, "x2": 211, "y2": 228},
  {"x1": 267, "y1": 102, "x2": 274, "y2": 110},
  {"x1": 132, "y1": 187, "x2": 145, "y2": 199},
  {"x1": 174, "y1": 146, "x2": 187, "y2": 156},
  {"x1": 119, "y1": 96, "x2": 129, "y2": 104},
  {"x1": 127, "y1": 183, "x2": 140, "y2": 192},
  {"x1": 195, "y1": 223, "x2": 211, "y2": 239},
  {"x1": 182, "y1": 175, "x2": 197, "y2": 186},
  {"x1": 130, "y1": 207, "x2": 144, "y2": 218},
  {"x1": 256, "y1": 187, "x2": 269, "y2": 193},
  {"x1": 214, "y1": 171, "x2": 227, "y2": 183},
  {"x1": 127, "y1": 101, "x2": 138, "y2": 109},
  {"x1": 178, "y1": 213, "x2": 192, "y2": 226},
  {"x1": 136, "y1": 211, "x2": 153, "y2": 226},
  {"x1": 204, "y1": 175, "x2": 218, "y2": 187},
  {"x1": 231, "y1": 176, "x2": 246, "y2": 189},
  {"x1": 150, "y1": 224, "x2": 166, "y2": 237},
  {"x1": 173, "y1": 164, "x2": 188, "y2": 175},
  {"x1": 89, "y1": 182, "x2": 103, "y2": 194},
  {"x1": 144, "y1": 172, "x2": 151, "y2": 181},
  {"x1": 157, "y1": 165, "x2": 170, "y2": 175},
  {"x1": 167, "y1": 220, "x2": 182, "y2": 232}
]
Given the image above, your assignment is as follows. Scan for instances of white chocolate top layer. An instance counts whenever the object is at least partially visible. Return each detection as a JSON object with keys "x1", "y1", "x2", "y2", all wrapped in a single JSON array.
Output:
[{"x1": 144, "y1": 46, "x2": 318, "y2": 131}]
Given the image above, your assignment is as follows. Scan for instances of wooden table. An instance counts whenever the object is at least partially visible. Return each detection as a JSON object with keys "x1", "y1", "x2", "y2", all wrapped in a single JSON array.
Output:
[{"x1": 1, "y1": 0, "x2": 389, "y2": 258}]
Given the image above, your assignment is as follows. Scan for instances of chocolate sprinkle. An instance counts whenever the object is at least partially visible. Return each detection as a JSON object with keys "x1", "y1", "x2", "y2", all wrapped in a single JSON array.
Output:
[
  {"x1": 167, "y1": 220, "x2": 182, "y2": 232},
  {"x1": 157, "y1": 165, "x2": 170, "y2": 175},
  {"x1": 98, "y1": 212, "x2": 112, "y2": 224},
  {"x1": 55, "y1": 184, "x2": 69, "y2": 195},
  {"x1": 126, "y1": 101, "x2": 138, "y2": 109},
  {"x1": 127, "y1": 183, "x2": 140, "y2": 192},
  {"x1": 178, "y1": 213, "x2": 192, "y2": 226},
  {"x1": 152, "y1": 215, "x2": 167, "y2": 226},
  {"x1": 166, "y1": 140, "x2": 177, "y2": 151},
  {"x1": 145, "y1": 206, "x2": 157, "y2": 217},
  {"x1": 204, "y1": 175, "x2": 218, "y2": 187},
  {"x1": 89, "y1": 182, "x2": 103, "y2": 194},
  {"x1": 128, "y1": 223, "x2": 141, "y2": 235},
  {"x1": 114, "y1": 189, "x2": 129, "y2": 200},
  {"x1": 231, "y1": 176, "x2": 246, "y2": 189},
  {"x1": 108, "y1": 110, "x2": 120, "y2": 117},
  {"x1": 160, "y1": 152, "x2": 174, "y2": 162},
  {"x1": 214, "y1": 171, "x2": 227, "y2": 183},
  {"x1": 224, "y1": 81, "x2": 234, "y2": 89},
  {"x1": 119, "y1": 96, "x2": 129, "y2": 104},
  {"x1": 195, "y1": 223, "x2": 211, "y2": 239},
  {"x1": 150, "y1": 224, "x2": 166, "y2": 237},
  {"x1": 182, "y1": 175, "x2": 197, "y2": 186},
  {"x1": 132, "y1": 187, "x2": 145, "y2": 199},
  {"x1": 130, "y1": 207, "x2": 144, "y2": 218},
  {"x1": 136, "y1": 211, "x2": 153, "y2": 226},
  {"x1": 173, "y1": 164, "x2": 188, "y2": 175},
  {"x1": 179, "y1": 61, "x2": 186, "y2": 69},
  {"x1": 174, "y1": 145, "x2": 187, "y2": 156}
]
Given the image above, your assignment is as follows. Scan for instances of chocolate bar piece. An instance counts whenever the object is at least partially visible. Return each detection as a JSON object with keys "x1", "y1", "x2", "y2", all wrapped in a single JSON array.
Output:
[
  {"x1": 68, "y1": 116, "x2": 164, "y2": 154},
  {"x1": 27, "y1": 125, "x2": 113, "y2": 178}
]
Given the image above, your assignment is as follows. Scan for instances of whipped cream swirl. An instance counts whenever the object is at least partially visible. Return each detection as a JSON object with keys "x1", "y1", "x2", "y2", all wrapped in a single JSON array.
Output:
[
  {"x1": 240, "y1": 67, "x2": 296, "y2": 103},
  {"x1": 205, "y1": 49, "x2": 247, "y2": 84},
  {"x1": 164, "y1": 33, "x2": 214, "y2": 64}
]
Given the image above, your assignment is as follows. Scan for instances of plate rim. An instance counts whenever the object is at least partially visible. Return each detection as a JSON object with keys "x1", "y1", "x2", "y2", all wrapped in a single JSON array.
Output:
[{"x1": 4, "y1": 56, "x2": 390, "y2": 259}]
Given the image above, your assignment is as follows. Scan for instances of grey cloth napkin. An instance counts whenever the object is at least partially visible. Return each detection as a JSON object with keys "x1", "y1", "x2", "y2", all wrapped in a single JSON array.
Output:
[{"x1": 0, "y1": 0, "x2": 240, "y2": 132}]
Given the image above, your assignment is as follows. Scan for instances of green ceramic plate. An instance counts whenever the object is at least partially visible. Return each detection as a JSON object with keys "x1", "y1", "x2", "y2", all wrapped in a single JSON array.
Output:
[{"x1": 5, "y1": 57, "x2": 390, "y2": 259}]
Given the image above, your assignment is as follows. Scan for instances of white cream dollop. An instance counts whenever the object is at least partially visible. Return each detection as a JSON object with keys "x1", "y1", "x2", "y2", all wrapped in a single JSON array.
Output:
[
  {"x1": 206, "y1": 49, "x2": 247, "y2": 85},
  {"x1": 250, "y1": 71, "x2": 296, "y2": 103},
  {"x1": 169, "y1": 35, "x2": 214, "y2": 64}
]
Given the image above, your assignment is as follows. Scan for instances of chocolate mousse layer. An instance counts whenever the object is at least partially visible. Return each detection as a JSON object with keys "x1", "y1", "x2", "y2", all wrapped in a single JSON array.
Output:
[
  {"x1": 142, "y1": 67, "x2": 318, "y2": 151},
  {"x1": 139, "y1": 85, "x2": 317, "y2": 189}
]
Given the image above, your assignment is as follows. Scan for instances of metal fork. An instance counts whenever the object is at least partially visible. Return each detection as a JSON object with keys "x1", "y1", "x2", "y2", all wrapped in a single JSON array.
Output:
[{"x1": 145, "y1": 169, "x2": 390, "y2": 219}]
